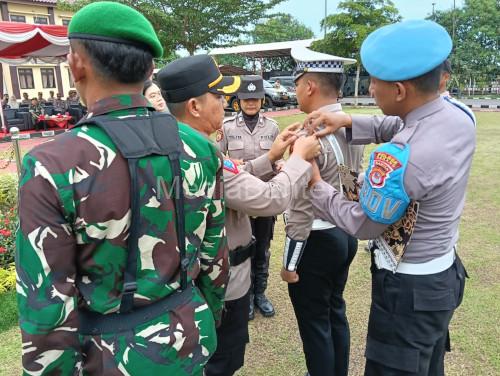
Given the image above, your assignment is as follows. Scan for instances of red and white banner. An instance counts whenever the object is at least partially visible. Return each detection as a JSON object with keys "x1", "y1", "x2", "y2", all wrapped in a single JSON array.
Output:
[{"x1": 0, "y1": 21, "x2": 68, "y2": 63}]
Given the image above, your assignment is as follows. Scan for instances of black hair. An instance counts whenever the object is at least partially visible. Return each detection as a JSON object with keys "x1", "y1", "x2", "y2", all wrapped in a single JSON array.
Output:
[
  {"x1": 307, "y1": 72, "x2": 345, "y2": 96},
  {"x1": 72, "y1": 39, "x2": 153, "y2": 84},
  {"x1": 143, "y1": 80, "x2": 154, "y2": 95},
  {"x1": 407, "y1": 62, "x2": 445, "y2": 94},
  {"x1": 442, "y1": 59, "x2": 452, "y2": 74}
]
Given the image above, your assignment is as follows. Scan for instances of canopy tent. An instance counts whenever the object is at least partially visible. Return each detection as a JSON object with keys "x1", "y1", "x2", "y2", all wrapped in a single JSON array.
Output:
[
  {"x1": 209, "y1": 39, "x2": 316, "y2": 59},
  {"x1": 0, "y1": 21, "x2": 69, "y2": 63},
  {"x1": 0, "y1": 22, "x2": 69, "y2": 132}
]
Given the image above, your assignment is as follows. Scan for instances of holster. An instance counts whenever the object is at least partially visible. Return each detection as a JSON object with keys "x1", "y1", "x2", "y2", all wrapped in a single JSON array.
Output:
[{"x1": 229, "y1": 237, "x2": 256, "y2": 266}]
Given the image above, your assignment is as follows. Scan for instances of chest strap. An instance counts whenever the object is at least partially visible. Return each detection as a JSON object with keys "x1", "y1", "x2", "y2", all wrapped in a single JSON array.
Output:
[{"x1": 74, "y1": 112, "x2": 187, "y2": 314}]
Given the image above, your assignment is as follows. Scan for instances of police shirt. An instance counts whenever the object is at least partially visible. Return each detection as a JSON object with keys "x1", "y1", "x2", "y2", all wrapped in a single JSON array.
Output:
[
  {"x1": 223, "y1": 154, "x2": 312, "y2": 301},
  {"x1": 310, "y1": 96, "x2": 476, "y2": 263},
  {"x1": 218, "y1": 112, "x2": 280, "y2": 162},
  {"x1": 286, "y1": 103, "x2": 364, "y2": 241}
]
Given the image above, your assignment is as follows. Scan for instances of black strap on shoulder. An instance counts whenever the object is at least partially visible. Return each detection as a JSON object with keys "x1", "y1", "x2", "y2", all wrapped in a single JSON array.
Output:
[{"x1": 75, "y1": 112, "x2": 188, "y2": 313}]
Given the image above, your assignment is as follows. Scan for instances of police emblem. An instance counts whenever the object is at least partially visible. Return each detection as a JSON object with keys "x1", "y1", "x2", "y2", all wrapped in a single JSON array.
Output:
[
  {"x1": 369, "y1": 152, "x2": 402, "y2": 188},
  {"x1": 247, "y1": 83, "x2": 256, "y2": 92},
  {"x1": 215, "y1": 129, "x2": 223, "y2": 142},
  {"x1": 223, "y1": 159, "x2": 239, "y2": 174}
]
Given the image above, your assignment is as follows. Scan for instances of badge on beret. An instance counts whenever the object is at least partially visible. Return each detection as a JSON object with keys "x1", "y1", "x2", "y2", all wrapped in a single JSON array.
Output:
[
  {"x1": 215, "y1": 129, "x2": 223, "y2": 142},
  {"x1": 247, "y1": 83, "x2": 256, "y2": 92},
  {"x1": 223, "y1": 159, "x2": 239, "y2": 174}
]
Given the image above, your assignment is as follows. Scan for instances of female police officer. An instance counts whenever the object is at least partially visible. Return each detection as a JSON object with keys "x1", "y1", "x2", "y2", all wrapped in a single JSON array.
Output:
[{"x1": 218, "y1": 75, "x2": 280, "y2": 319}]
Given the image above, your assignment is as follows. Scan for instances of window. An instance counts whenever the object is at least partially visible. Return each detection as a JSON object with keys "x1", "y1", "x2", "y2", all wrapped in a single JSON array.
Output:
[
  {"x1": 62, "y1": 18, "x2": 71, "y2": 26},
  {"x1": 34, "y1": 16, "x2": 49, "y2": 25},
  {"x1": 41, "y1": 68, "x2": 56, "y2": 88},
  {"x1": 10, "y1": 14, "x2": 26, "y2": 23},
  {"x1": 18, "y1": 68, "x2": 34, "y2": 89},
  {"x1": 67, "y1": 68, "x2": 75, "y2": 88}
]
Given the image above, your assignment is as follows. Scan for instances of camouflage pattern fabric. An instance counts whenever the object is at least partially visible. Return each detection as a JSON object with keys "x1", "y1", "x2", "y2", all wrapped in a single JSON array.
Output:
[{"x1": 15, "y1": 94, "x2": 229, "y2": 375}]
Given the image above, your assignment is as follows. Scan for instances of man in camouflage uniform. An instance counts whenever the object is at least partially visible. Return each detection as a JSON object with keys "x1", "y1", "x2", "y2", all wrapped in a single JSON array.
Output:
[
  {"x1": 15, "y1": 3, "x2": 228, "y2": 375},
  {"x1": 158, "y1": 57, "x2": 321, "y2": 376}
]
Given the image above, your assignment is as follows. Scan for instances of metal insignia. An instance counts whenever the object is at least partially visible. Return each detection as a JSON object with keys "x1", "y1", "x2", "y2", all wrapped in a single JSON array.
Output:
[{"x1": 247, "y1": 83, "x2": 256, "y2": 92}]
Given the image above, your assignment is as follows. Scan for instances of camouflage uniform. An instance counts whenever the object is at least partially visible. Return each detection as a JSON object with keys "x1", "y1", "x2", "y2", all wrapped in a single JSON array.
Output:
[{"x1": 16, "y1": 94, "x2": 229, "y2": 375}]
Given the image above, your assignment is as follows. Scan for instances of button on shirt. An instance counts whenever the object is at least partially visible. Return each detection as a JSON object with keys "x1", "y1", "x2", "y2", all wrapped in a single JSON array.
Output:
[{"x1": 219, "y1": 112, "x2": 280, "y2": 162}]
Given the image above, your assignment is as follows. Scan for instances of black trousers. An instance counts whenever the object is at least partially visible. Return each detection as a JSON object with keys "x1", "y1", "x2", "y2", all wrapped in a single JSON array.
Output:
[
  {"x1": 288, "y1": 227, "x2": 357, "y2": 376},
  {"x1": 364, "y1": 255, "x2": 467, "y2": 376},
  {"x1": 205, "y1": 292, "x2": 250, "y2": 376},
  {"x1": 250, "y1": 216, "x2": 275, "y2": 295}
]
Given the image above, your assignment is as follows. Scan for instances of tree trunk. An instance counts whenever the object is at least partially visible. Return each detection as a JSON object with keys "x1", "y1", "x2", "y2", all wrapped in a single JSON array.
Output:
[{"x1": 354, "y1": 63, "x2": 360, "y2": 106}]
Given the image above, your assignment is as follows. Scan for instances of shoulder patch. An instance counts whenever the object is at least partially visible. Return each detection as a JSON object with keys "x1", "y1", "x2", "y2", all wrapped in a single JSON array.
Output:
[
  {"x1": 223, "y1": 159, "x2": 239, "y2": 174},
  {"x1": 360, "y1": 143, "x2": 411, "y2": 225},
  {"x1": 223, "y1": 114, "x2": 237, "y2": 123},
  {"x1": 215, "y1": 129, "x2": 223, "y2": 142}
]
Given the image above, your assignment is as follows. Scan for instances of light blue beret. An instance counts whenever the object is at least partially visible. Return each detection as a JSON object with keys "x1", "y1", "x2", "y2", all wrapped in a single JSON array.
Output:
[{"x1": 360, "y1": 19, "x2": 452, "y2": 81}]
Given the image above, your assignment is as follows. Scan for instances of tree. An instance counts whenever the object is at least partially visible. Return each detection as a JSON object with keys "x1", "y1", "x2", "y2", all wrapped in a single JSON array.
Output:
[
  {"x1": 251, "y1": 13, "x2": 314, "y2": 72},
  {"x1": 433, "y1": 0, "x2": 499, "y2": 95},
  {"x1": 59, "y1": 0, "x2": 284, "y2": 56},
  {"x1": 312, "y1": 0, "x2": 401, "y2": 102}
]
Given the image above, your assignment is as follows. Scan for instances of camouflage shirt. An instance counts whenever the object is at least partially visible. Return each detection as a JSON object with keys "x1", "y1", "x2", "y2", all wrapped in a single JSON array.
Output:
[{"x1": 16, "y1": 94, "x2": 229, "y2": 375}]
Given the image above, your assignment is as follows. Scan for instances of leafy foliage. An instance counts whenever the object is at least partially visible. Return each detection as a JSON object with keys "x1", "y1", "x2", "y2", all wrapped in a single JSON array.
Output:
[
  {"x1": 250, "y1": 13, "x2": 314, "y2": 72},
  {"x1": 0, "y1": 207, "x2": 16, "y2": 269},
  {"x1": 311, "y1": 0, "x2": 401, "y2": 98},
  {"x1": 0, "y1": 174, "x2": 17, "y2": 213},
  {"x1": 59, "y1": 0, "x2": 285, "y2": 55},
  {"x1": 0, "y1": 265, "x2": 16, "y2": 294},
  {"x1": 432, "y1": 0, "x2": 500, "y2": 90},
  {"x1": 313, "y1": 0, "x2": 401, "y2": 61}
]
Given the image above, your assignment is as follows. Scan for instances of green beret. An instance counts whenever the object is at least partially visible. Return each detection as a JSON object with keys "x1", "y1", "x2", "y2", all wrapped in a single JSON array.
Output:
[{"x1": 68, "y1": 1, "x2": 163, "y2": 58}]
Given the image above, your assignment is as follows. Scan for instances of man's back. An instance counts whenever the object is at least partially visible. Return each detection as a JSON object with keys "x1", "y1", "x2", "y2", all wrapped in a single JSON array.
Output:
[{"x1": 16, "y1": 95, "x2": 228, "y2": 374}]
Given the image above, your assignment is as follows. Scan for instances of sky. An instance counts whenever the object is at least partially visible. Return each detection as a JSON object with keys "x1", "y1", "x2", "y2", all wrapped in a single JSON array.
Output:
[{"x1": 273, "y1": 0, "x2": 465, "y2": 37}]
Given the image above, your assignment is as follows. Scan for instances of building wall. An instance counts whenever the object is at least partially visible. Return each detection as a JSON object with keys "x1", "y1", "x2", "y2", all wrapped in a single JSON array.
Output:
[
  {"x1": 7, "y1": 2, "x2": 50, "y2": 24},
  {"x1": 53, "y1": 8, "x2": 72, "y2": 26},
  {"x1": 1, "y1": 1, "x2": 74, "y2": 100}
]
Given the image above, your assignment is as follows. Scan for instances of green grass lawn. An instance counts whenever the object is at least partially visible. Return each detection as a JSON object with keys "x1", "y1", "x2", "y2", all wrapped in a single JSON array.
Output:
[{"x1": 0, "y1": 110, "x2": 498, "y2": 375}]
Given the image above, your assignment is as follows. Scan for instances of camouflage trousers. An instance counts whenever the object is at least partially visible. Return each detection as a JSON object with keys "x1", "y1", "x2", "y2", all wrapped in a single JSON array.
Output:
[{"x1": 78, "y1": 286, "x2": 217, "y2": 375}]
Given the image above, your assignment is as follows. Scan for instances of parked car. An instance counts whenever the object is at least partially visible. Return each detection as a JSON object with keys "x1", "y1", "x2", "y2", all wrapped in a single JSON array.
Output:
[
  {"x1": 263, "y1": 80, "x2": 290, "y2": 107},
  {"x1": 268, "y1": 76, "x2": 296, "y2": 92}
]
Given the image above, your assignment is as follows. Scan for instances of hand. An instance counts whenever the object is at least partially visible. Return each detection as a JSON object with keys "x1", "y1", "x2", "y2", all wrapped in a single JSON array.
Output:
[
  {"x1": 275, "y1": 160, "x2": 285, "y2": 172},
  {"x1": 304, "y1": 111, "x2": 352, "y2": 137},
  {"x1": 281, "y1": 267, "x2": 299, "y2": 283},
  {"x1": 291, "y1": 135, "x2": 321, "y2": 161},
  {"x1": 232, "y1": 159, "x2": 244, "y2": 166},
  {"x1": 268, "y1": 123, "x2": 301, "y2": 162},
  {"x1": 308, "y1": 159, "x2": 322, "y2": 188}
]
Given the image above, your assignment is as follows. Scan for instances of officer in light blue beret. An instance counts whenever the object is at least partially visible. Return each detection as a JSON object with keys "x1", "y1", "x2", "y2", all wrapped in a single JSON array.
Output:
[{"x1": 304, "y1": 19, "x2": 475, "y2": 375}]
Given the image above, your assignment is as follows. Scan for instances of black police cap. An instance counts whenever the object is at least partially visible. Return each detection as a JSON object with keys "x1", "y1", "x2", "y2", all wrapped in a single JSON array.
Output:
[
  {"x1": 237, "y1": 75, "x2": 265, "y2": 100},
  {"x1": 158, "y1": 55, "x2": 241, "y2": 103}
]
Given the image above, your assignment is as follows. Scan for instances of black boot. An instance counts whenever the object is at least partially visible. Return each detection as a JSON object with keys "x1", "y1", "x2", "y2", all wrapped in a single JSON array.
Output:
[
  {"x1": 249, "y1": 293, "x2": 255, "y2": 320},
  {"x1": 254, "y1": 293, "x2": 275, "y2": 317}
]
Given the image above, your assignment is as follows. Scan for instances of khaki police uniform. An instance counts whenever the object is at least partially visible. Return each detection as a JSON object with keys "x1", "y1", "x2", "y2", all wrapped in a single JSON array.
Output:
[
  {"x1": 205, "y1": 153, "x2": 312, "y2": 376},
  {"x1": 281, "y1": 46, "x2": 362, "y2": 376},
  {"x1": 285, "y1": 102, "x2": 364, "y2": 376},
  {"x1": 310, "y1": 20, "x2": 473, "y2": 376},
  {"x1": 218, "y1": 88, "x2": 280, "y2": 318}
]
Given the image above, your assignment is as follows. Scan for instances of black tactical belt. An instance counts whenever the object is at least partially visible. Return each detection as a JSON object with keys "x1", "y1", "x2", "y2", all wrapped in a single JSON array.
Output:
[
  {"x1": 229, "y1": 238, "x2": 256, "y2": 266},
  {"x1": 78, "y1": 284, "x2": 194, "y2": 335}
]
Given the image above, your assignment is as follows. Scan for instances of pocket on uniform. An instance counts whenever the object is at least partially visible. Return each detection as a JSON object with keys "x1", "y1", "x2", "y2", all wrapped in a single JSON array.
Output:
[
  {"x1": 365, "y1": 336, "x2": 420, "y2": 373},
  {"x1": 413, "y1": 288, "x2": 456, "y2": 311},
  {"x1": 259, "y1": 140, "x2": 273, "y2": 150},
  {"x1": 228, "y1": 140, "x2": 244, "y2": 151}
]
